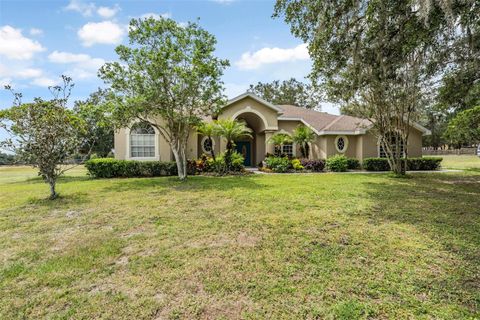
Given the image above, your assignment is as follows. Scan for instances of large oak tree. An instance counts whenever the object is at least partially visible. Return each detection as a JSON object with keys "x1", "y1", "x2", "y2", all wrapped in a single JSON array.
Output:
[{"x1": 274, "y1": 0, "x2": 476, "y2": 174}]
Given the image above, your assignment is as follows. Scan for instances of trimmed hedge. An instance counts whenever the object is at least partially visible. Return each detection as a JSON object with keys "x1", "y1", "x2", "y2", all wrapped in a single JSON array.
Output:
[
  {"x1": 300, "y1": 159, "x2": 325, "y2": 172},
  {"x1": 363, "y1": 158, "x2": 391, "y2": 171},
  {"x1": 407, "y1": 157, "x2": 443, "y2": 171},
  {"x1": 363, "y1": 157, "x2": 443, "y2": 171},
  {"x1": 85, "y1": 158, "x2": 177, "y2": 178},
  {"x1": 346, "y1": 158, "x2": 361, "y2": 170}
]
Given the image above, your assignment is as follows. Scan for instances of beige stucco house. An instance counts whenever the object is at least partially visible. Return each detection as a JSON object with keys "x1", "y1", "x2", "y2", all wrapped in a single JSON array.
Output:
[{"x1": 114, "y1": 92, "x2": 431, "y2": 166}]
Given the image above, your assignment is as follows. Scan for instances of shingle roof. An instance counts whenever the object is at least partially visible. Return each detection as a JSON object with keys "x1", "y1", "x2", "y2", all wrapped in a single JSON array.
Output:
[{"x1": 277, "y1": 104, "x2": 371, "y2": 134}]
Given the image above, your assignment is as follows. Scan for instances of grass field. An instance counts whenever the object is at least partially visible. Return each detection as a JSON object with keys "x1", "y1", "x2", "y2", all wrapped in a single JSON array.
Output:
[
  {"x1": 0, "y1": 161, "x2": 479, "y2": 319},
  {"x1": 434, "y1": 154, "x2": 480, "y2": 170}
]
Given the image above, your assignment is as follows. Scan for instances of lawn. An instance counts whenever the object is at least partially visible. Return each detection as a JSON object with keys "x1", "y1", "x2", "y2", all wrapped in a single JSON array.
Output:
[
  {"x1": 0, "y1": 163, "x2": 479, "y2": 319},
  {"x1": 434, "y1": 154, "x2": 480, "y2": 170}
]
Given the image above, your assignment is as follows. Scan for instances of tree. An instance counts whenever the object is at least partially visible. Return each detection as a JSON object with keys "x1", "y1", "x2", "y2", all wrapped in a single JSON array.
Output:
[
  {"x1": 268, "y1": 133, "x2": 293, "y2": 157},
  {"x1": 444, "y1": 106, "x2": 480, "y2": 147},
  {"x1": 0, "y1": 152, "x2": 15, "y2": 165},
  {"x1": 99, "y1": 17, "x2": 229, "y2": 180},
  {"x1": 292, "y1": 125, "x2": 315, "y2": 158},
  {"x1": 196, "y1": 122, "x2": 217, "y2": 161},
  {"x1": 274, "y1": 0, "x2": 463, "y2": 175},
  {"x1": 248, "y1": 78, "x2": 322, "y2": 110},
  {"x1": 213, "y1": 119, "x2": 252, "y2": 170},
  {"x1": 74, "y1": 88, "x2": 114, "y2": 158},
  {"x1": 0, "y1": 77, "x2": 87, "y2": 199}
]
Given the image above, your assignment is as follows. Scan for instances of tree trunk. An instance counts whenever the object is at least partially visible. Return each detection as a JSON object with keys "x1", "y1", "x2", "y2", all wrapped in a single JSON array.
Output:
[
  {"x1": 171, "y1": 139, "x2": 188, "y2": 180},
  {"x1": 208, "y1": 136, "x2": 216, "y2": 161},
  {"x1": 48, "y1": 179, "x2": 57, "y2": 200},
  {"x1": 305, "y1": 143, "x2": 310, "y2": 159},
  {"x1": 225, "y1": 140, "x2": 233, "y2": 171}
]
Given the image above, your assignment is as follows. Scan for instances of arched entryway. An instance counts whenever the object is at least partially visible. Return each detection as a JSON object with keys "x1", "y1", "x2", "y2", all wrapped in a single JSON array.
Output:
[{"x1": 234, "y1": 111, "x2": 268, "y2": 167}]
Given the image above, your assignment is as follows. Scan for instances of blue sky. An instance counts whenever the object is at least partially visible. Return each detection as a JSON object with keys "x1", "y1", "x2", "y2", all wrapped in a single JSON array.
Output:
[{"x1": 0, "y1": 0, "x2": 338, "y2": 113}]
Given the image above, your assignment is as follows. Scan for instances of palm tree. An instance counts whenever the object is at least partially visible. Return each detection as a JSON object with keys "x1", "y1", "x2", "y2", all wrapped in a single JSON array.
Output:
[
  {"x1": 196, "y1": 122, "x2": 217, "y2": 161},
  {"x1": 292, "y1": 125, "x2": 315, "y2": 158},
  {"x1": 214, "y1": 119, "x2": 252, "y2": 170},
  {"x1": 268, "y1": 133, "x2": 293, "y2": 156}
]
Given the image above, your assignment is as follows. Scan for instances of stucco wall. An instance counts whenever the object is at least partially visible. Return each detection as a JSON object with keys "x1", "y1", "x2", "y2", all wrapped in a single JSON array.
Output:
[
  {"x1": 218, "y1": 96, "x2": 279, "y2": 130},
  {"x1": 362, "y1": 127, "x2": 424, "y2": 159},
  {"x1": 114, "y1": 128, "x2": 127, "y2": 160},
  {"x1": 323, "y1": 135, "x2": 359, "y2": 158}
]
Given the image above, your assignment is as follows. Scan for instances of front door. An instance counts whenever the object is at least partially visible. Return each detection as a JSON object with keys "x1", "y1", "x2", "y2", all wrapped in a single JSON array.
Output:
[{"x1": 235, "y1": 141, "x2": 251, "y2": 166}]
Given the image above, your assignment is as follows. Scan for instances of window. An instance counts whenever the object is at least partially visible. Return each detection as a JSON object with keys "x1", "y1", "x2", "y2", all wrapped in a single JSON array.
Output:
[
  {"x1": 130, "y1": 122, "x2": 155, "y2": 158},
  {"x1": 275, "y1": 143, "x2": 294, "y2": 158},
  {"x1": 201, "y1": 136, "x2": 215, "y2": 154},
  {"x1": 335, "y1": 136, "x2": 348, "y2": 153},
  {"x1": 379, "y1": 133, "x2": 405, "y2": 158}
]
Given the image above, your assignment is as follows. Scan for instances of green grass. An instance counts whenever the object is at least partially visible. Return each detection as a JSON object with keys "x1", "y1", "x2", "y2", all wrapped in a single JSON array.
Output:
[
  {"x1": 0, "y1": 165, "x2": 479, "y2": 319},
  {"x1": 432, "y1": 154, "x2": 480, "y2": 170}
]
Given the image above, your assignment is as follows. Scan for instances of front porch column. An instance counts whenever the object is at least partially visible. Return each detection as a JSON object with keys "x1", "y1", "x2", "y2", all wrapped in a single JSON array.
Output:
[{"x1": 264, "y1": 130, "x2": 275, "y2": 155}]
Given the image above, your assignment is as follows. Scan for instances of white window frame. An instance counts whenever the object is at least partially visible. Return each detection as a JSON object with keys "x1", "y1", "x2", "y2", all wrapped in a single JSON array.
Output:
[
  {"x1": 335, "y1": 135, "x2": 349, "y2": 153},
  {"x1": 125, "y1": 123, "x2": 160, "y2": 161},
  {"x1": 201, "y1": 136, "x2": 215, "y2": 154}
]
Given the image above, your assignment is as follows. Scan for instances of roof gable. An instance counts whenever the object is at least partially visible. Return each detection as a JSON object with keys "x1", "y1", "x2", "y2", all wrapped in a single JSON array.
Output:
[{"x1": 224, "y1": 92, "x2": 282, "y2": 113}]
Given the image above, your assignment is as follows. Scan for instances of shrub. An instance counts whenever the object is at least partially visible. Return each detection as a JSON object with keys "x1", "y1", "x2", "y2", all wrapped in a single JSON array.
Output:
[
  {"x1": 85, "y1": 158, "x2": 177, "y2": 178},
  {"x1": 362, "y1": 158, "x2": 390, "y2": 171},
  {"x1": 363, "y1": 157, "x2": 443, "y2": 171},
  {"x1": 265, "y1": 156, "x2": 291, "y2": 173},
  {"x1": 407, "y1": 157, "x2": 442, "y2": 171},
  {"x1": 326, "y1": 155, "x2": 348, "y2": 172},
  {"x1": 346, "y1": 158, "x2": 361, "y2": 170},
  {"x1": 291, "y1": 158, "x2": 304, "y2": 171},
  {"x1": 300, "y1": 159, "x2": 325, "y2": 172},
  {"x1": 194, "y1": 151, "x2": 244, "y2": 174}
]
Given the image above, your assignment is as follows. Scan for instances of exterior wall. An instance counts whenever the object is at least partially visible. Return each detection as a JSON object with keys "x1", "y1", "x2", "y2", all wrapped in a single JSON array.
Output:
[
  {"x1": 218, "y1": 97, "x2": 279, "y2": 130},
  {"x1": 361, "y1": 127, "x2": 425, "y2": 159},
  {"x1": 323, "y1": 135, "x2": 359, "y2": 159},
  {"x1": 114, "y1": 128, "x2": 127, "y2": 160},
  {"x1": 277, "y1": 120, "x2": 303, "y2": 157},
  {"x1": 408, "y1": 128, "x2": 423, "y2": 157}
]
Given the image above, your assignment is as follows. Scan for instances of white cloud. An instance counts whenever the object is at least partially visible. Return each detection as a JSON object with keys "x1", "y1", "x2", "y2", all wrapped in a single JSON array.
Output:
[
  {"x1": 48, "y1": 50, "x2": 105, "y2": 79},
  {"x1": 31, "y1": 77, "x2": 58, "y2": 87},
  {"x1": 235, "y1": 43, "x2": 309, "y2": 70},
  {"x1": 78, "y1": 21, "x2": 125, "y2": 47},
  {"x1": 0, "y1": 64, "x2": 43, "y2": 79},
  {"x1": 140, "y1": 12, "x2": 171, "y2": 20},
  {"x1": 0, "y1": 25, "x2": 46, "y2": 60},
  {"x1": 48, "y1": 50, "x2": 90, "y2": 63},
  {"x1": 97, "y1": 5, "x2": 120, "y2": 18},
  {"x1": 64, "y1": 0, "x2": 96, "y2": 16},
  {"x1": 29, "y1": 28, "x2": 43, "y2": 36},
  {"x1": 0, "y1": 63, "x2": 57, "y2": 87}
]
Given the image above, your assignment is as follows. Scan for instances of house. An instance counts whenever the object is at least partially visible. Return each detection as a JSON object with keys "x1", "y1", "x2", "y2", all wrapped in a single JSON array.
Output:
[{"x1": 113, "y1": 92, "x2": 431, "y2": 166}]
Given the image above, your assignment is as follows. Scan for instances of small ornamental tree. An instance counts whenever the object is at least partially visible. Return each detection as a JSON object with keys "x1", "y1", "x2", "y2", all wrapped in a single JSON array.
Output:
[
  {"x1": 292, "y1": 125, "x2": 315, "y2": 158},
  {"x1": 268, "y1": 133, "x2": 293, "y2": 156},
  {"x1": 99, "y1": 17, "x2": 229, "y2": 180},
  {"x1": 213, "y1": 119, "x2": 252, "y2": 170},
  {"x1": 196, "y1": 122, "x2": 217, "y2": 161},
  {"x1": 0, "y1": 77, "x2": 87, "y2": 199}
]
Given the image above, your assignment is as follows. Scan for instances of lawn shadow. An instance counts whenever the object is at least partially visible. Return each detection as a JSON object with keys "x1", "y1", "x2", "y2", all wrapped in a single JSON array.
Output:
[
  {"x1": 6, "y1": 174, "x2": 92, "y2": 186},
  {"x1": 361, "y1": 172, "x2": 480, "y2": 311},
  {"x1": 100, "y1": 174, "x2": 264, "y2": 194}
]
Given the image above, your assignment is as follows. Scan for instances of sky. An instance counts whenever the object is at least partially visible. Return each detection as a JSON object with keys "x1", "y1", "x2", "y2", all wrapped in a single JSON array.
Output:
[{"x1": 0, "y1": 0, "x2": 339, "y2": 114}]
